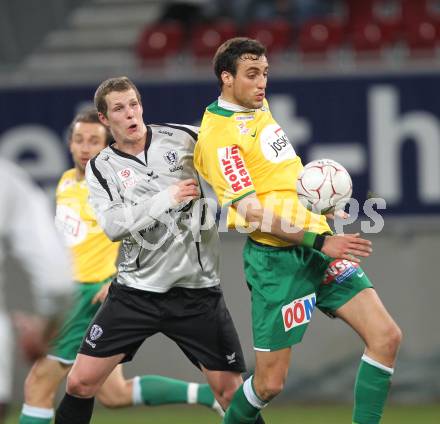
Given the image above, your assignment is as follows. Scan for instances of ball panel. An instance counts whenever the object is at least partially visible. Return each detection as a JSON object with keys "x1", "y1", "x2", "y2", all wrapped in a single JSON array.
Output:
[{"x1": 296, "y1": 159, "x2": 352, "y2": 214}]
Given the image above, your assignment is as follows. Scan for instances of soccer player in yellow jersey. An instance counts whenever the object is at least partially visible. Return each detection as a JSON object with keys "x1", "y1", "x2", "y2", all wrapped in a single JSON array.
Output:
[
  {"x1": 19, "y1": 109, "x2": 221, "y2": 424},
  {"x1": 194, "y1": 38, "x2": 402, "y2": 424}
]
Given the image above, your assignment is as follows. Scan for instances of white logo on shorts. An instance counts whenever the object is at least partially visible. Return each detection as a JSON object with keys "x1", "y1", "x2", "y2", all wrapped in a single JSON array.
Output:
[
  {"x1": 89, "y1": 324, "x2": 103, "y2": 341},
  {"x1": 226, "y1": 352, "x2": 236, "y2": 364}
]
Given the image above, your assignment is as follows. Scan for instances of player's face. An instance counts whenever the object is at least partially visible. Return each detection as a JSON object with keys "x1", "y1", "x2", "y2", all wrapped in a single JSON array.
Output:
[
  {"x1": 227, "y1": 54, "x2": 268, "y2": 109},
  {"x1": 100, "y1": 89, "x2": 146, "y2": 143},
  {"x1": 70, "y1": 122, "x2": 107, "y2": 173}
]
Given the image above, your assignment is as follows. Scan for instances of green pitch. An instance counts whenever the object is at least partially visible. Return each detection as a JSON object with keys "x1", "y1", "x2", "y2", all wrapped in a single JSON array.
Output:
[{"x1": 6, "y1": 404, "x2": 440, "y2": 423}]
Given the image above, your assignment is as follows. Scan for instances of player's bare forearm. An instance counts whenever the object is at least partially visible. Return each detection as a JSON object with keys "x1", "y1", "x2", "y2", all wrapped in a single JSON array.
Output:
[
  {"x1": 234, "y1": 195, "x2": 304, "y2": 245},
  {"x1": 234, "y1": 195, "x2": 372, "y2": 261}
]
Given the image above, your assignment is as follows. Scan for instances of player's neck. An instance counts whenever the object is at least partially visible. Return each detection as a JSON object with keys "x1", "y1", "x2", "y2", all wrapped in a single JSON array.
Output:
[
  {"x1": 218, "y1": 95, "x2": 255, "y2": 112},
  {"x1": 114, "y1": 134, "x2": 146, "y2": 157},
  {"x1": 75, "y1": 167, "x2": 85, "y2": 181}
]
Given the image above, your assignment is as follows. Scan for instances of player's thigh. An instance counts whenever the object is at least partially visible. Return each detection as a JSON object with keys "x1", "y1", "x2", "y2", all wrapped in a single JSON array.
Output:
[
  {"x1": 163, "y1": 286, "x2": 247, "y2": 374},
  {"x1": 243, "y1": 241, "x2": 321, "y2": 352},
  {"x1": 335, "y1": 287, "x2": 400, "y2": 346},
  {"x1": 317, "y1": 258, "x2": 373, "y2": 317},
  {"x1": 78, "y1": 282, "x2": 159, "y2": 363},
  {"x1": 48, "y1": 282, "x2": 105, "y2": 364},
  {"x1": 24, "y1": 357, "x2": 70, "y2": 406},
  {"x1": 97, "y1": 365, "x2": 132, "y2": 408}
]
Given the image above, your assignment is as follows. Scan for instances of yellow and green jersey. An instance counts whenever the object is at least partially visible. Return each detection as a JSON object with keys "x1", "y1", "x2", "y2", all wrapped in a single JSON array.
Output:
[
  {"x1": 55, "y1": 169, "x2": 119, "y2": 282},
  {"x1": 194, "y1": 98, "x2": 331, "y2": 247}
]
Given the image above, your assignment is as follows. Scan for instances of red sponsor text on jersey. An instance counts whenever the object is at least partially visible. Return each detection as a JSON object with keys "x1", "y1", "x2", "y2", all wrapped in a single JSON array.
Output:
[
  {"x1": 218, "y1": 145, "x2": 253, "y2": 193},
  {"x1": 281, "y1": 293, "x2": 316, "y2": 332},
  {"x1": 323, "y1": 259, "x2": 359, "y2": 285}
]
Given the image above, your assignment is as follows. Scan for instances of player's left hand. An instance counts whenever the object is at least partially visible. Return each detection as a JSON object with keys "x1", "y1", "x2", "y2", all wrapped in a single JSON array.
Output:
[
  {"x1": 92, "y1": 282, "x2": 111, "y2": 304},
  {"x1": 322, "y1": 233, "x2": 372, "y2": 262}
]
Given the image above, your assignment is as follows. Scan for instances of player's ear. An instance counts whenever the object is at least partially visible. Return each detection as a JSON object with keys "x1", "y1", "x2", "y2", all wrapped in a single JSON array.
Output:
[
  {"x1": 221, "y1": 71, "x2": 233, "y2": 88},
  {"x1": 98, "y1": 111, "x2": 109, "y2": 127}
]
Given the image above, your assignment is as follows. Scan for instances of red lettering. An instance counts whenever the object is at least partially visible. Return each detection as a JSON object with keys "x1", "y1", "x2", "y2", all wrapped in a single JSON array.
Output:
[
  {"x1": 229, "y1": 173, "x2": 237, "y2": 182},
  {"x1": 241, "y1": 176, "x2": 252, "y2": 187},
  {"x1": 284, "y1": 308, "x2": 293, "y2": 328},
  {"x1": 223, "y1": 165, "x2": 233, "y2": 176},
  {"x1": 231, "y1": 181, "x2": 243, "y2": 192},
  {"x1": 239, "y1": 168, "x2": 248, "y2": 177},
  {"x1": 232, "y1": 155, "x2": 243, "y2": 169},
  {"x1": 231, "y1": 145, "x2": 239, "y2": 155},
  {"x1": 293, "y1": 302, "x2": 305, "y2": 323}
]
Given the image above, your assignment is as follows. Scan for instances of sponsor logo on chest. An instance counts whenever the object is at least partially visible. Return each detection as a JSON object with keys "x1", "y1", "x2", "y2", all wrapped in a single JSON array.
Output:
[
  {"x1": 217, "y1": 145, "x2": 253, "y2": 193},
  {"x1": 55, "y1": 205, "x2": 88, "y2": 246},
  {"x1": 235, "y1": 115, "x2": 255, "y2": 121},
  {"x1": 117, "y1": 168, "x2": 140, "y2": 188},
  {"x1": 281, "y1": 293, "x2": 316, "y2": 332},
  {"x1": 260, "y1": 124, "x2": 297, "y2": 163},
  {"x1": 164, "y1": 150, "x2": 183, "y2": 172},
  {"x1": 323, "y1": 259, "x2": 360, "y2": 285}
]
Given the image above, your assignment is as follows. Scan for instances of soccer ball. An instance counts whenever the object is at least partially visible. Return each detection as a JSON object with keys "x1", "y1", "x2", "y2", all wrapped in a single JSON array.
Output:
[{"x1": 296, "y1": 158, "x2": 352, "y2": 214}]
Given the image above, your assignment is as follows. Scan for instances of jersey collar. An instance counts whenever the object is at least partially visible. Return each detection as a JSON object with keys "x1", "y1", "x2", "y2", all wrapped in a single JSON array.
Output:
[{"x1": 218, "y1": 97, "x2": 256, "y2": 113}]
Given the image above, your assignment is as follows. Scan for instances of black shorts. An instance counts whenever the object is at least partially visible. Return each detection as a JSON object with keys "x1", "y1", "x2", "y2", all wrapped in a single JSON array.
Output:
[{"x1": 79, "y1": 282, "x2": 246, "y2": 372}]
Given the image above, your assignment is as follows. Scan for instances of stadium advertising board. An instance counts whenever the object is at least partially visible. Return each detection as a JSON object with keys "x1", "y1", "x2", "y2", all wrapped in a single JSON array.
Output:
[{"x1": 0, "y1": 73, "x2": 439, "y2": 216}]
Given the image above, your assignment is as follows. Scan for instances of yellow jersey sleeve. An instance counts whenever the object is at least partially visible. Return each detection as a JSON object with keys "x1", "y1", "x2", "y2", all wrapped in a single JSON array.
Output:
[{"x1": 195, "y1": 113, "x2": 255, "y2": 206}]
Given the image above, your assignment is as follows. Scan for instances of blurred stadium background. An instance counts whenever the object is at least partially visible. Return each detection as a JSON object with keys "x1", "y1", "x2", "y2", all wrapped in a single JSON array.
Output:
[{"x1": 1, "y1": 0, "x2": 439, "y2": 421}]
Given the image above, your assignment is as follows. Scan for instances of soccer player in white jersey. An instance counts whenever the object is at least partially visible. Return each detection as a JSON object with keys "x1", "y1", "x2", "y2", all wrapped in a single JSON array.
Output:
[
  {"x1": 54, "y1": 78, "x2": 266, "y2": 424},
  {"x1": 0, "y1": 159, "x2": 73, "y2": 423},
  {"x1": 19, "y1": 109, "x2": 222, "y2": 424}
]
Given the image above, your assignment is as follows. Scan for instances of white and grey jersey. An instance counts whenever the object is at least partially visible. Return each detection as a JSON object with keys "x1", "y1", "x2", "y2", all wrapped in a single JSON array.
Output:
[
  {"x1": 0, "y1": 159, "x2": 73, "y2": 316},
  {"x1": 85, "y1": 124, "x2": 221, "y2": 293}
]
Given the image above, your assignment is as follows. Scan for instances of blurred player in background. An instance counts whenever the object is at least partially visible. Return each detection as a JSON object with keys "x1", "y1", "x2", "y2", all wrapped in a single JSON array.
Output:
[
  {"x1": 0, "y1": 158, "x2": 73, "y2": 424},
  {"x1": 20, "y1": 109, "x2": 222, "y2": 424},
  {"x1": 194, "y1": 37, "x2": 402, "y2": 424}
]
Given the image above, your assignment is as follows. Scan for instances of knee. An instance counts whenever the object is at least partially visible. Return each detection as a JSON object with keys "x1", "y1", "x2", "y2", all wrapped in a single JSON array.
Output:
[
  {"x1": 221, "y1": 382, "x2": 241, "y2": 405},
  {"x1": 388, "y1": 323, "x2": 403, "y2": 351},
  {"x1": 371, "y1": 322, "x2": 403, "y2": 357},
  {"x1": 211, "y1": 375, "x2": 242, "y2": 407},
  {"x1": 24, "y1": 363, "x2": 50, "y2": 391},
  {"x1": 23, "y1": 363, "x2": 58, "y2": 404},
  {"x1": 256, "y1": 376, "x2": 285, "y2": 402},
  {"x1": 66, "y1": 373, "x2": 98, "y2": 398}
]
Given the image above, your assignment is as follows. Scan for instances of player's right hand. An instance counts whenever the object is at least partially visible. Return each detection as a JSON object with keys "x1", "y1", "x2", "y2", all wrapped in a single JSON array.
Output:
[
  {"x1": 169, "y1": 179, "x2": 199, "y2": 205},
  {"x1": 92, "y1": 282, "x2": 111, "y2": 304},
  {"x1": 321, "y1": 233, "x2": 372, "y2": 262},
  {"x1": 13, "y1": 312, "x2": 58, "y2": 362}
]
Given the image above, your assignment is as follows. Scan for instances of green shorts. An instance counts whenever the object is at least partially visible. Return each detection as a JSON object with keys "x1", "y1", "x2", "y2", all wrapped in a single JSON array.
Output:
[
  {"x1": 243, "y1": 239, "x2": 373, "y2": 352},
  {"x1": 47, "y1": 277, "x2": 113, "y2": 364}
]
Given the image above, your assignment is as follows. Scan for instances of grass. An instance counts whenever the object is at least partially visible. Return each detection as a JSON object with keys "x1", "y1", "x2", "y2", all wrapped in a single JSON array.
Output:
[{"x1": 7, "y1": 403, "x2": 440, "y2": 423}]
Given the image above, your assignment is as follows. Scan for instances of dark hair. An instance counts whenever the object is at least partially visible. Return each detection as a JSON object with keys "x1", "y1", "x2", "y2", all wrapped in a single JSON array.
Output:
[
  {"x1": 67, "y1": 107, "x2": 112, "y2": 145},
  {"x1": 94, "y1": 76, "x2": 142, "y2": 117},
  {"x1": 213, "y1": 37, "x2": 266, "y2": 87}
]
